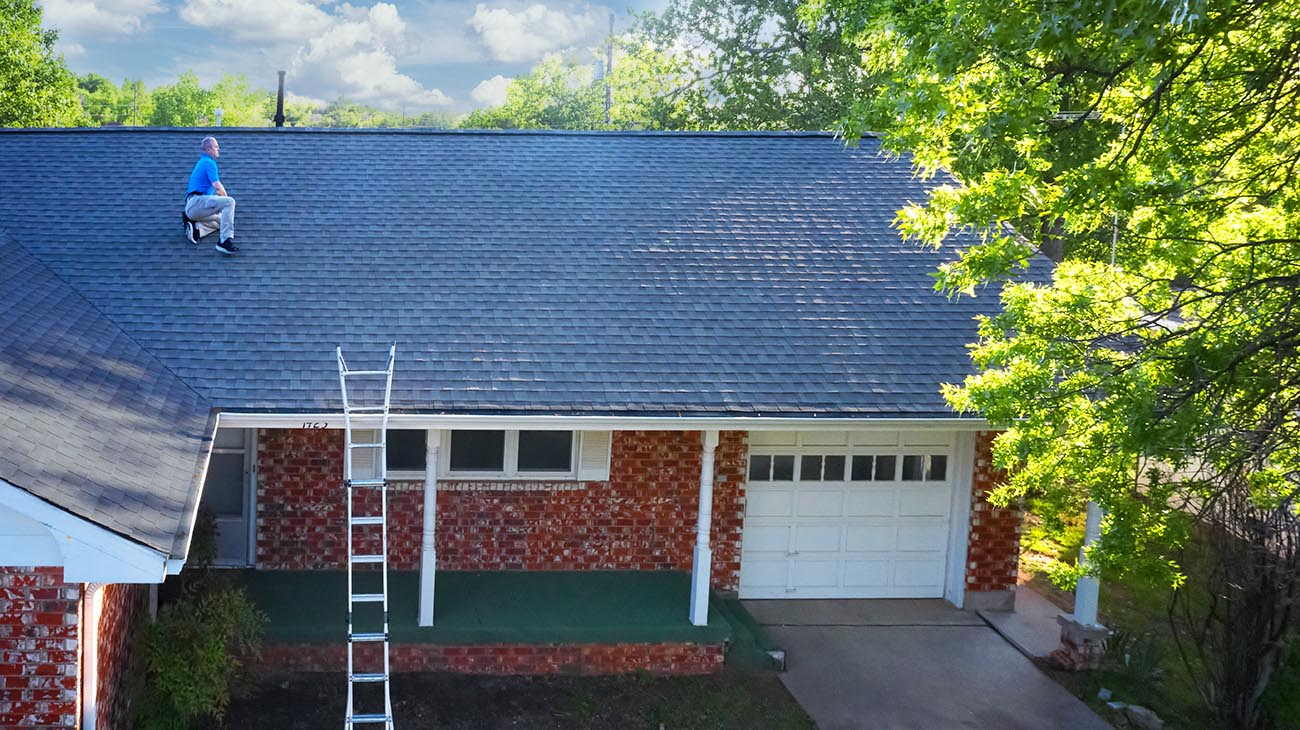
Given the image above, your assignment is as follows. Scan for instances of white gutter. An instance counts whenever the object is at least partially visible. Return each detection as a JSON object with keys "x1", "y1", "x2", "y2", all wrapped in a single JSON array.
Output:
[
  {"x1": 82, "y1": 582, "x2": 105, "y2": 730},
  {"x1": 216, "y1": 412, "x2": 989, "y2": 431}
]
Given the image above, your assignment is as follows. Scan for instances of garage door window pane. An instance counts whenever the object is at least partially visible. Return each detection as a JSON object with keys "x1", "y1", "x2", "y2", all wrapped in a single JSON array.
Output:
[
  {"x1": 851, "y1": 455, "x2": 873, "y2": 481},
  {"x1": 902, "y1": 455, "x2": 925, "y2": 481},
  {"x1": 874, "y1": 455, "x2": 897, "y2": 481},
  {"x1": 823, "y1": 455, "x2": 846, "y2": 481},
  {"x1": 749, "y1": 455, "x2": 771, "y2": 481},
  {"x1": 800, "y1": 455, "x2": 823, "y2": 481},
  {"x1": 772, "y1": 455, "x2": 795, "y2": 481},
  {"x1": 450, "y1": 430, "x2": 505, "y2": 472},
  {"x1": 927, "y1": 455, "x2": 948, "y2": 481}
]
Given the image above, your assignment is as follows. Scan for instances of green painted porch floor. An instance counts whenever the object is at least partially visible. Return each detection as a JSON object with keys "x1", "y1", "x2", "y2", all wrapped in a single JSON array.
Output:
[{"x1": 237, "y1": 570, "x2": 733, "y2": 646}]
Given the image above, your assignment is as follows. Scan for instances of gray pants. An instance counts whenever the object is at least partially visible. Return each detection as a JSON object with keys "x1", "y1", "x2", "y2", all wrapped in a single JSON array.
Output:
[{"x1": 185, "y1": 195, "x2": 235, "y2": 242}]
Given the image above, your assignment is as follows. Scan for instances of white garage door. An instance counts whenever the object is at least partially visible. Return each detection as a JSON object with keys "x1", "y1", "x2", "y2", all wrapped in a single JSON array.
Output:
[{"x1": 740, "y1": 431, "x2": 956, "y2": 599}]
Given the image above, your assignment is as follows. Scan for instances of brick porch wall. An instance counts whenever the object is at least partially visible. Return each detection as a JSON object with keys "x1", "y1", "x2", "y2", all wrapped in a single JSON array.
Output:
[
  {"x1": 0, "y1": 567, "x2": 80, "y2": 730},
  {"x1": 95, "y1": 584, "x2": 148, "y2": 730},
  {"x1": 257, "y1": 641, "x2": 724, "y2": 675},
  {"x1": 965, "y1": 431, "x2": 1021, "y2": 610},
  {"x1": 255, "y1": 430, "x2": 748, "y2": 591}
]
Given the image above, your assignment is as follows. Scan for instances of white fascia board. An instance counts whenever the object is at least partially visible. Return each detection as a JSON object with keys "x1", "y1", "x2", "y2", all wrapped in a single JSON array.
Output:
[
  {"x1": 0, "y1": 479, "x2": 170, "y2": 584},
  {"x1": 216, "y1": 412, "x2": 990, "y2": 432}
]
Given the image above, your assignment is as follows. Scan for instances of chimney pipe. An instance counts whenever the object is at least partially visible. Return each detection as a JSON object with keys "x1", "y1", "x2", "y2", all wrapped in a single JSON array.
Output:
[{"x1": 274, "y1": 70, "x2": 286, "y2": 128}]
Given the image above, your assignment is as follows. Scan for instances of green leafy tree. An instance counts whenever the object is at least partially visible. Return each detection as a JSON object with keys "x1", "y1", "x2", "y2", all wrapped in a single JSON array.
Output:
[
  {"x1": 149, "y1": 72, "x2": 215, "y2": 127},
  {"x1": 0, "y1": 0, "x2": 83, "y2": 126},
  {"x1": 460, "y1": 54, "x2": 605, "y2": 129},
  {"x1": 77, "y1": 74, "x2": 152, "y2": 126},
  {"x1": 818, "y1": 0, "x2": 1300, "y2": 724}
]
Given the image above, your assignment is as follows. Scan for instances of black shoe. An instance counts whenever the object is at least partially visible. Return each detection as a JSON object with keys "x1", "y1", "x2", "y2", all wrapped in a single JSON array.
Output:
[
  {"x1": 215, "y1": 239, "x2": 238, "y2": 255},
  {"x1": 183, "y1": 216, "x2": 197, "y2": 244}
]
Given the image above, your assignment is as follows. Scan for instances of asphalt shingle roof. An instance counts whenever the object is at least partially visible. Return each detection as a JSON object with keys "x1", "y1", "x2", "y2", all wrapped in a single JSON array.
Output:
[{"x1": 0, "y1": 128, "x2": 1052, "y2": 552}]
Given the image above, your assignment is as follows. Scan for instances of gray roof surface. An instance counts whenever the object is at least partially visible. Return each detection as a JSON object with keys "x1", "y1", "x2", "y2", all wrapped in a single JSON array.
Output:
[{"x1": 0, "y1": 128, "x2": 1051, "y2": 551}]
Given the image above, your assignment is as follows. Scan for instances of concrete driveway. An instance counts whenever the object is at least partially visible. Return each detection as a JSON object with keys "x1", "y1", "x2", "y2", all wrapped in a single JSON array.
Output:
[{"x1": 745, "y1": 600, "x2": 1112, "y2": 730}]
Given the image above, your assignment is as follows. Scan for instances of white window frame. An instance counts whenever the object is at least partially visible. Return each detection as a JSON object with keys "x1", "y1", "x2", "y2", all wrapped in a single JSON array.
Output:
[{"x1": 439, "y1": 430, "x2": 579, "y2": 480}]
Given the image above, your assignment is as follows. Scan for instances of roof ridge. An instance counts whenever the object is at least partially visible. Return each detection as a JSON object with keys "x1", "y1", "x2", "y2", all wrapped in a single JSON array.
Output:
[{"x1": 0, "y1": 127, "x2": 874, "y2": 139}]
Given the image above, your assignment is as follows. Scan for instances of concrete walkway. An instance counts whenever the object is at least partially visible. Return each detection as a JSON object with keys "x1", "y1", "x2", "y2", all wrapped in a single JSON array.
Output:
[{"x1": 747, "y1": 599, "x2": 1112, "y2": 730}]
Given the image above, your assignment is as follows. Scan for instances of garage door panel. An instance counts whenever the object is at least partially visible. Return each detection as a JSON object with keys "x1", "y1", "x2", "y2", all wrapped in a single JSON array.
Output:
[
  {"x1": 845, "y1": 490, "x2": 894, "y2": 517},
  {"x1": 844, "y1": 524, "x2": 895, "y2": 552},
  {"x1": 898, "y1": 487, "x2": 950, "y2": 517},
  {"x1": 842, "y1": 560, "x2": 891, "y2": 587},
  {"x1": 794, "y1": 524, "x2": 842, "y2": 553},
  {"x1": 740, "y1": 560, "x2": 789, "y2": 590},
  {"x1": 897, "y1": 523, "x2": 948, "y2": 551},
  {"x1": 748, "y1": 490, "x2": 794, "y2": 517},
  {"x1": 743, "y1": 524, "x2": 790, "y2": 553},
  {"x1": 796, "y1": 490, "x2": 844, "y2": 517},
  {"x1": 791, "y1": 560, "x2": 840, "y2": 588},
  {"x1": 893, "y1": 559, "x2": 945, "y2": 588}
]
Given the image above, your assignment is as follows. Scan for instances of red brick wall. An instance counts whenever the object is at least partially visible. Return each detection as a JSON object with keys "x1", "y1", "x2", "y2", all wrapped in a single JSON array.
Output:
[
  {"x1": 95, "y1": 584, "x2": 147, "y2": 730},
  {"x1": 257, "y1": 641, "x2": 724, "y2": 675},
  {"x1": 0, "y1": 567, "x2": 80, "y2": 730},
  {"x1": 965, "y1": 432, "x2": 1021, "y2": 598},
  {"x1": 255, "y1": 430, "x2": 748, "y2": 591}
]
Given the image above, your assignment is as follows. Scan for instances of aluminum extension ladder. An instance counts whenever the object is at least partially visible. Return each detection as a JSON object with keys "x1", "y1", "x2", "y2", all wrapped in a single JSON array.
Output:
[{"x1": 336, "y1": 343, "x2": 397, "y2": 730}]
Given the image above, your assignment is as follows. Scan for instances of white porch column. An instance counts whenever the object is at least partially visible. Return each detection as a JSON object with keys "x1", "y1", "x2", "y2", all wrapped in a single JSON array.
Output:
[
  {"x1": 689, "y1": 430, "x2": 720, "y2": 626},
  {"x1": 82, "y1": 583, "x2": 105, "y2": 730},
  {"x1": 418, "y1": 429, "x2": 441, "y2": 627},
  {"x1": 1074, "y1": 501, "x2": 1104, "y2": 626}
]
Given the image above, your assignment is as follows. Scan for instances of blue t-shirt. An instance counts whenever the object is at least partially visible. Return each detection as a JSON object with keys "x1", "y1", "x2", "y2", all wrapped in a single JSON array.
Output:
[{"x1": 186, "y1": 155, "x2": 220, "y2": 195}]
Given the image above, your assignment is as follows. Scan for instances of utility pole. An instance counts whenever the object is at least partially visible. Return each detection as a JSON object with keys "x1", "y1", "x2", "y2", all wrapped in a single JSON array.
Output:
[{"x1": 604, "y1": 13, "x2": 614, "y2": 125}]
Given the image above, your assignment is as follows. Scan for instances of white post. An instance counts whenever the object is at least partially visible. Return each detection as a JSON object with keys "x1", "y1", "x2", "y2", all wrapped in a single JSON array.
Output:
[
  {"x1": 418, "y1": 429, "x2": 440, "y2": 626},
  {"x1": 1074, "y1": 501, "x2": 1103, "y2": 627},
  {"x1": 689, "y1": 430, "x2": 719, "y2": 626},
  {"x1": 82, "y1": 583, "x2": 104, "y2": 730}
]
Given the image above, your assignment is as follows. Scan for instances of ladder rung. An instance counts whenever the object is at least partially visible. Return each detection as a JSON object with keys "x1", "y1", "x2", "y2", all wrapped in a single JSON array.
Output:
[
  {"x1": 351, "y1": 516, "x2": 385, "y2": 526},
  {"x1": 345, "y1": 405, "x2": 388, "y2": 412},
  {"x1": 348, "y1": 479, "x2": 387, "y2": 488},
  {"x1": 350, "y1": 713, "x2": 390, "y2": 724},
  {"x1": 350, "y1": 673, "x2": 388, "y2": 683},
  {"x1": 351, "y1": 632, "x2": 387, "y2": 643},
  {"x1": 343, "y1": 369, "x2": 390, "y2": 377},
  {"x1": 351, "y1": 554, "x2": 384, "y2": 564},
  {"x1": 350, "y1": 442, "x2": 385, "y2": 449},
  {"x1": 351, "y1": 593, "x2": 385, "y2": 603}
]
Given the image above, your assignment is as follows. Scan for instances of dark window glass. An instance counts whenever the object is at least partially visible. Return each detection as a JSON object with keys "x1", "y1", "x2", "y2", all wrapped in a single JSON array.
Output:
[
  {"x1": 749, "y1": 455, "x2": 771, "y2": 481},
  {"x1": 387, "y1": 430, "x2": 426, "y2": 471},
  {"x1": 902, "y1": 455, "x2": 925, "y2": 481},
  {"x1": 823, "y1": 455, "x2": 846, "y2": 481},
  {"x1": 874, "y1": 455, "x2": 898, "y2": 481},
  {"x1": 800, "y1": 455, "x2": 823, "y2": 481},
  {"x1": 851, "y1": 455, "x2": 873, "y2": 481},
  {"x1": 927, "y1": 455, "x2": 948, "y2": 481},
  {"x1": 772, "y1": 455, "x2": 795, "y2": 481},
  {"x1": 517, "y1": 431, "x2": 573, "y2": 472},
  {"x1": 200, "y1": 453, "x2": 244, "y2": 516},
  {"x1": 449, "y1": 430, "x2": 505, "y2": 472}
]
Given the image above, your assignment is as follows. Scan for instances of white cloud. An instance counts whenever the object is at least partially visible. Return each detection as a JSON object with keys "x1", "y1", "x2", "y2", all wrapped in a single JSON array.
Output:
[
  {"x1": 56, "y1": 40, "x2": 86, "y2": 58},
  {"x1": 180, "y1": 0, "x2": 333, "y2": 42},
  {"x1": 40, "y1": 0, "x2": 163, "y2": 36},
  {"x1": 287, "y1": 3, "x2": 453, "y2": 110},
  {"x1": 470, "y1": 74, "x2": 511, "y2": 107},
  {"x1": 469, "y1": 3, "x2": 607, "y2": 63}
]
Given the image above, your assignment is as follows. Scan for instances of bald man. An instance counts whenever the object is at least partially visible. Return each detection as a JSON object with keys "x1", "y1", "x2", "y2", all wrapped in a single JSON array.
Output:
[{"x1": 184, "y1": 136, "x2": 238, "y2": 255}]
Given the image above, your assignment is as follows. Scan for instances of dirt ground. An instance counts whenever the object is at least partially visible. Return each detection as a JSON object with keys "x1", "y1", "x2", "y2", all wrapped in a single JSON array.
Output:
[{"x1": 218, "y1": 669, "x2": 815, "y2": 730}]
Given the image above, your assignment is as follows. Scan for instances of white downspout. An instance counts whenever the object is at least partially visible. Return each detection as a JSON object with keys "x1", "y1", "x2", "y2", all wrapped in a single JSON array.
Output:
[
  {"x1": 689, "y1": 430, "x2": 719, "y2": 626},
  {"x1": 82, "y1": 583, "x2": 105, "y2": 730},
  {"x1": 418, "y1": 429, "x2": 441, "y2": 626}
]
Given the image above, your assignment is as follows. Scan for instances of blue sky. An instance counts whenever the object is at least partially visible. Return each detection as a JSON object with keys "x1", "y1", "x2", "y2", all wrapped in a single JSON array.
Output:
[{"x1": 39, "y1": 0, "x2": 665, "y2": 113}]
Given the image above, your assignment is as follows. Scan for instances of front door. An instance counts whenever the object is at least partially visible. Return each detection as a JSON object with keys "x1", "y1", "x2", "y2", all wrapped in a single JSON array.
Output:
[{"x1": 199, "y1": 428, "x2": 254, "y2": 566}]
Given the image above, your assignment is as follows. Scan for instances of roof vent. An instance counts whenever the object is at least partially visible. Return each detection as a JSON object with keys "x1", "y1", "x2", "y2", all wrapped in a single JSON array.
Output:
[{"x1": 274, "y1": 70, "x2": 286, "y2": 128}]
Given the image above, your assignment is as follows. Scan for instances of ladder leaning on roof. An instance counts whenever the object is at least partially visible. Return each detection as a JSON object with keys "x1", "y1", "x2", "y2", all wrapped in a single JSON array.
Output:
[{"x1": 337, "y1": 343, "x2": 397, "y2": 730}]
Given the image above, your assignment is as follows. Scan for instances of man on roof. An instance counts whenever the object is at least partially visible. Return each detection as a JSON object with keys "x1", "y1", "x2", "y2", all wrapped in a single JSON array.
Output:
[{"x1": 183, "y1": 136, "x2": 238, "y2": 255}]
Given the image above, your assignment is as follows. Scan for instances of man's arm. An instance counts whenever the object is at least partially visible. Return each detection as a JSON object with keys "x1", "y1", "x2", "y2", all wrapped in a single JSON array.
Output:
[{"x1": 213, "y1": 180, "x2": 228, "y2": 196}]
